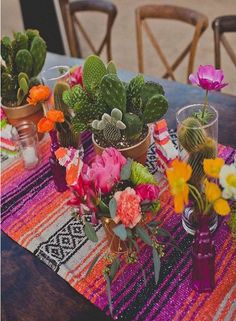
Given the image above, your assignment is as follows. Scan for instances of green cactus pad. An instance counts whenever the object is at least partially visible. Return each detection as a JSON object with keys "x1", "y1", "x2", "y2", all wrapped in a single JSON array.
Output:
[
  {"x1": 127, "y1": 74, "x2": 145, "y2": 114},
  {"x1": 15, "y1": 49, "x2": 33, "y2": 75},
  {"x1": 28, "y1": 77, "x2": 41, "y2": 88},
  {"x1": 107, "y1": 61, "x2": 117, "y2": 74},
  {"x1": 140, "y1": 81, "x2": 165, "y2": 106},
  {"x1": 100, "y1": 74, "x2": 126, "y2": 113},
  {"x1": 63, "y1": 85, "x2": 88, "y2": 109},
  {"x1": 30, "y1": 36, "x2": 47, "y2": 76},
  {"x1": 1, "y1": 36, "x2": 12, "y2": 65},
  {"x1": 178, "y1": 117, "x2": 207, "y2": 153},
  {"x1": 26, "y1": 29, "x2": 40, "y2": 42},
  {"x1": 123, "y1": 113, "x2": 142, "y2": 140},
  {"x1": 143, "y1": 94, "x2": 168, "y2": 124},
  {"x1": 12, "y1": 32, "x2": 29, "y2": 52},
  {"x1": 54, "y1": 82, "x2": 71, "y2": 114},
  {"x1": 83, "y1": 55, "x2": 107, "y2": 92},
  {"x1": 18, "y1": 77, "x2": 29, "y2": 94}
]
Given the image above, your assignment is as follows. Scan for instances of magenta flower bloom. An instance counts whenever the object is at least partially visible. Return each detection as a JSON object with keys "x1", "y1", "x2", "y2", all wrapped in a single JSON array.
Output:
[
  {"x1": 189, "y1": 65, "x2": 228, "y2": 91},
  {"x1": 69, "y1": 66, "x2": 83, "y2": 87},
  {"x1": 135, "y1": 184, "x2": 160, "y2": 202}
]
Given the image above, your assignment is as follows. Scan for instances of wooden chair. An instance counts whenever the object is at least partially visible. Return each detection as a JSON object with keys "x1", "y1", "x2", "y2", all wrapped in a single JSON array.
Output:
[
  {"x1": 59, "y1": 0, "x2": 117, "y2": 60},
  {"x1": 135, "y1": 5, "x2": 208, "y2": 83},
  {"x1": 212, "y1": 15, "x2": 236, "y2": 69}
]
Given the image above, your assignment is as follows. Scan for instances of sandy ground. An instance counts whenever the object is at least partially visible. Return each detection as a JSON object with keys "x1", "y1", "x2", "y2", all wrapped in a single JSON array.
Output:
[{"x1": 2, "y1": 0, "x2": 236, "y2": 94}]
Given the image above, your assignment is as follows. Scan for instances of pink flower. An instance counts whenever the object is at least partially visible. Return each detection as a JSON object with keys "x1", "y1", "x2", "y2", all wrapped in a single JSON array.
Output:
[
  {"x1": 114, "y1": 187, "x2": 142, "y2": 228},
  {"x1": 135, "y1": 184, "x2": 160, "y2": 201},
  {"x1": 89, "y1": 148, "x2": 126, "y2": 194},
  {"x1": 189, "y1": 65, "x2": 228, "y2": 91},
  {"x1": 69, "y1": 66, "x2": 83, "y2": 87}
]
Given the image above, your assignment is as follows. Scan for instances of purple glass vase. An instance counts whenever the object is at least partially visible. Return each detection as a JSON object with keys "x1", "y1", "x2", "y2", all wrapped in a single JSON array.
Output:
[
  {"x1": 192, "y1": 214, "x2": 215, "y2": 292},
  {"x1": 49, "y1": 129, "x2": 67, "y2": 192}
]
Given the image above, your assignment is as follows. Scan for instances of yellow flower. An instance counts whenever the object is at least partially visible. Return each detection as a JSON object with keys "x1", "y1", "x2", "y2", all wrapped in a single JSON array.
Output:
[
  {"x1": 204, "y1": 180, "x2": 221, "y2": 203},
  {"x1": 203, "y1": 158, "x2": 224, "y2": 178},
  {"x1": 213, "y1": 198, "x2": 230, "y2": 216},
  {"x1": 166, "y1": 159, "x2": 192, "y2": 213}
]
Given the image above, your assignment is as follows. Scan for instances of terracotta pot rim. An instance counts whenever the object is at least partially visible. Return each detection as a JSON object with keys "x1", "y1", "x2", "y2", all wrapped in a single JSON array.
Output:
[
  {"x1": 92, "y1": 127, "x2": 151, "y2": 152},
  {"x1": 2, "y1": 102, "x2": 43, "y2": 119},
  {"x1": 2, "y1": 102, "x2": 41, "y2": 111}
]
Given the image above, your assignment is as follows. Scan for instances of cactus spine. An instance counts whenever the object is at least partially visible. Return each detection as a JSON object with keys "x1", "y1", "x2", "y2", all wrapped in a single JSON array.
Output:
[{"x1": 54, "y1": 82, "x2": 78, "y2": 148}]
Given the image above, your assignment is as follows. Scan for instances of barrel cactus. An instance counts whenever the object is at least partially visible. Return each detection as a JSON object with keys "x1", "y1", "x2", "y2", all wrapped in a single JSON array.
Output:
[{"x1": 1, "y1": 29, "x2": 47, "y2": 107}]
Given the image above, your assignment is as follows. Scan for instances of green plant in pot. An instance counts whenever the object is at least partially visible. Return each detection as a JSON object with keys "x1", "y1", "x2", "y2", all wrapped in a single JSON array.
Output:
[
  {"x1": 1, "y1": 29, "x2": 47, "y2": 129},
  {"x1": 62, "y1": 55, "x2": 168, "y2": 163}
]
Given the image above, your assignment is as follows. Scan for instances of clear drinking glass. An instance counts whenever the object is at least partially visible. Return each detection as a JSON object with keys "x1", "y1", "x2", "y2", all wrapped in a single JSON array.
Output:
[
  {"x1": 12, "y1": 121, "x2": 40, "y2": 170},
  {"x1": 176, "y1": 104, "x2": 219, "y2": 235}
]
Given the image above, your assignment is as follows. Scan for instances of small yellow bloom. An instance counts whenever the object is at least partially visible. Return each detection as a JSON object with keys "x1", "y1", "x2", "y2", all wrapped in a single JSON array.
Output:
[
  {"x1": 166, "y1": 160, "x2": 192, "y2": 213},
  {"x1": 205, "y1": 180, "x2": 221, "y2": 203},
  {"x1": 203, "y1": 158, "x2": 224, "y2": 178},
  {"x1": 213, "y1": 198, "x2": 230, "y2": 216}
]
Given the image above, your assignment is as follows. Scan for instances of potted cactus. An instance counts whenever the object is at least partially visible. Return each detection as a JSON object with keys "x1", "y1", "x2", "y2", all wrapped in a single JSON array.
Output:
[
  {"x1": 62, "y1": 55, "x2": 168, "y2": 163},
  {"x1": 1, "y1": 29, "x2": 47, "y2": 130}
]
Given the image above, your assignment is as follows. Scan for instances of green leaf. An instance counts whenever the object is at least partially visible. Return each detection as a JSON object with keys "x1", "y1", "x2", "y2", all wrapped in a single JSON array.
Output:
[
  {"x1": 113, "y1": 224, "x2": 127, "y2": 241},
  {"x1": 84, "y1": 222, "x2": 98, "y2": 243},
  {"x1": 152, "y1": 247, "x2": 161, "y2": 284},
  {"x1": 126, "y1": 228, "x2": 133, "y2": 239},
  {"x1": 104, "y1": 272, "x2": 113, "y2": 316},
  {"x1": 129, "y1": 238, "x2": 140, "y2": 253},
  {"x1": 135, "y1": 225, "x2": 152, "y2": 246},
  {"x1": 109, "y1": 198, "x2": 117, "y2": 219},
  {"x1": 120, "y1": 158, "x2": 133, "y2": 180},
  {"x1": 147, "y1": 220, "x2": 162, "y2": 228},
  {"x1": 156, "y1": 227, "x2": 171, "y2": 239},
  {"x1": 98, "y1": 200, "x2": 110, "y2": 214},
  {"x1": 86, "y1": 254, "x2": 101, "y2": 277},
  {"x1": 110, "y1": 257, "x2": 120, "y2": 281}
]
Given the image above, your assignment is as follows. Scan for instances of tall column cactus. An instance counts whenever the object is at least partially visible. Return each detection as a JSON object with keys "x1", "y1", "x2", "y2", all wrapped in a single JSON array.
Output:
[{"x1": 54, "y1": 82, "x2": 78, "y2": 148}]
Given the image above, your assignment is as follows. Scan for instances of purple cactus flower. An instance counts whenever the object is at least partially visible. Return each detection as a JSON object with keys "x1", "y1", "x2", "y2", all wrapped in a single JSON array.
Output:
[{"x1": 189, "y1": 65, "x2": 228, "y2": 91}]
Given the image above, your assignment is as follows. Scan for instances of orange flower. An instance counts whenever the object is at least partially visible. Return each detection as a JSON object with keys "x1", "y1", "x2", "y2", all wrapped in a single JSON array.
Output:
[
  {"x1": 47, "y1": 110, "x2": 64, "y2": 123},
  {"x1": 37, "y1": 117, "x2": 54, "y2": 133},
  {"x1": 203, "y1": 158, "x2": 224, "y2": 178},
  {"x1": 27, "y1": 85, "x2": 51, "y2": 105}
]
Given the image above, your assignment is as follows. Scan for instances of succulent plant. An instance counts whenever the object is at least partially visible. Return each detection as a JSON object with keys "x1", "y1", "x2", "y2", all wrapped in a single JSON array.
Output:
[
  {"x1": 1, "y1": 29, "x2": 47, "y2": 107},
  {"x1": 54, "y1": 82, "x2": 78, "y2": 148},
  {"x1": 63, "y1": 55, "x2": 169, "y2": 148},
  {"x1": 92, "y1": 108, "x2": 126, "y2": 143}
]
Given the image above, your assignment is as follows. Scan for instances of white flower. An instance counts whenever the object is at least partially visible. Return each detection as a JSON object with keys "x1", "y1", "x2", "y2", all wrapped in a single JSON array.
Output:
[{"x1": 219, "y1": 164, "x2": 236, "y2": 200}]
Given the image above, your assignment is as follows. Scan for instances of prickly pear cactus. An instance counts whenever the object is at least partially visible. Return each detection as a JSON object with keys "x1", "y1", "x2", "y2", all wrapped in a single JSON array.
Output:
[
  {"x1": 30, "y1": 36, "x2": 47, "y2": 77},
  {"x1": 15, "y1": 49, "x2": 33, "y2": 75},
  {"x1": 107, "y1": 61, "x2": 117, "y2": 74},
  {"x1": 143, "y1": 94, "x2": 168, "y2": 124},
  {"x1": 178, "y1": 117, "x2": 207, "y2": 153},
  {"x1": 83, "y1": 55, "x2": 107, "y2": 93},
  {"x1": 126, "y1": 74, "x2": 145, "y2": 114},
  {"x1": 123, "y1": 113, "x2": 143, "y2": 141},
  {"x1": 54, "y1": 82, "x2": 78, "y2": 148},
  {"x1": 100, "y1": 74, "x2": 126, "y2": 113},
  {"x1": 140, "y1": 81, "x2": 165, "y2": 106}
]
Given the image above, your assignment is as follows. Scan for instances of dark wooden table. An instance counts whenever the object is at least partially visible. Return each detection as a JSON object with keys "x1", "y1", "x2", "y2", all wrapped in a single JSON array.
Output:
[{"x1": 1, "y1": 53, "x2": 236, "y2": 321}]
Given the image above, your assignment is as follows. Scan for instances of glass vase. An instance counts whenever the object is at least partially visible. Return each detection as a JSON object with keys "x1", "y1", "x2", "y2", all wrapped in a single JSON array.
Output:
[
  {"x1": 192, "y1": 214, "x2": 215, "y2": 292},
  {"x1": 176, "y1": 104, "x2": 218, "y2": 234}
]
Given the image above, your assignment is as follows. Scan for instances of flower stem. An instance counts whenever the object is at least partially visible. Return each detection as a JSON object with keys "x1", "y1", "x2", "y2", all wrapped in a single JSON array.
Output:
[
  {"x1": 202, "y1": 90, "x2": 208, "y2": 119},
  {"x1": 188, "y1": 184, "x2": 204, "y2": 213}
]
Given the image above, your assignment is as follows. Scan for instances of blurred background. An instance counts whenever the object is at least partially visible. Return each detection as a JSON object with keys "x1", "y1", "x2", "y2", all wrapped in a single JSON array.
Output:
[{"x1": 2, "y1": 0, "x2": 236, "y2": 94}]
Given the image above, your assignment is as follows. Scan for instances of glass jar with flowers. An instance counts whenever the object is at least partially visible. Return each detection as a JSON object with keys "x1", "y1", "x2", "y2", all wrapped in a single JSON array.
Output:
[
  {"x1": 176, "y1": 65, "x2": 228, "y2": 234},
  {"x1": 166, "y1": 158, "x2": 235, "y2": 292},
  {"x1": 55, "y1": 147, "x2": 177, "y2": 314}
]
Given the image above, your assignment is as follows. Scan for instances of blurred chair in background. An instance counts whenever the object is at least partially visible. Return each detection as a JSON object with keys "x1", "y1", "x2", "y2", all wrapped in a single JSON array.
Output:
[
  {"x1": 135, "y1": 5, "x2": 208, "y2": 83},
  {"x1": 212, "y1": 15, "x2": 236, "y2": 69},
  {"x1": 59, "y1": 0, "x2": 117, "y2": 60}
]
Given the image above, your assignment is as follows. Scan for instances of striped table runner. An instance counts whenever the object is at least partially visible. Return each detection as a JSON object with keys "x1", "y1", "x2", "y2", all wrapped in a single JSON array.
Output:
[{"x1": 1, "y1": 132, "x2": 236, "y2": 321}]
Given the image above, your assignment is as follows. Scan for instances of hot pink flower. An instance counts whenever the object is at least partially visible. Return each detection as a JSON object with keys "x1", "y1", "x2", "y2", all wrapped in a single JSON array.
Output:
[
  {"x1": 89, "y1": 148, "x2": 126, "y2": 194},
  {"x1": 113, "y1": 187, "x2": 142, "y2": 228},
  {"x1": 135, "y1": 184, "x2": 160, "y2": 201},
  {"x1": 69, "y1": 66, "x2": 83, "y2": 87},
  {"x1": 189, "y1": 65, "x2": 228, "y2": 91}
]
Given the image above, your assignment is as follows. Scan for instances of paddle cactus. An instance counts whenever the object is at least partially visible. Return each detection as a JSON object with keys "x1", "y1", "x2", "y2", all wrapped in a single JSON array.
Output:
[
  {"x1": 83, "y1": 55, "x2": 107, "y2": 93},
  {"x1": 1, "y1": 29, "x2": 46, "y2": 107},
  {"x1": 54, "y1": 82, "x2": 78, "y2": 148},
  {"x1": 92, "y1": 108, "x2": 126, "y2": 143}
]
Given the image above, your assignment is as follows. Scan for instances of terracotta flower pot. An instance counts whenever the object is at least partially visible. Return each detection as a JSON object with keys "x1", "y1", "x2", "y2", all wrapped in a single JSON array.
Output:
[
  {"x1": 92, "y1": 129, "x2": 151, "y2": 165},
  {"x1": 101, "y1": 218, "x2": 128, "y2": 254},
  {"x1": 2, "y1": 102, "x2": 44, "y2": 140}
]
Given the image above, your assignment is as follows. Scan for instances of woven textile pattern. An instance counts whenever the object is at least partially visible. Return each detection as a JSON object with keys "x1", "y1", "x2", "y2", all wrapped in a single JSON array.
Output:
[{"x1": 1, "y1": 131, "x2": 236, "y2": 321}]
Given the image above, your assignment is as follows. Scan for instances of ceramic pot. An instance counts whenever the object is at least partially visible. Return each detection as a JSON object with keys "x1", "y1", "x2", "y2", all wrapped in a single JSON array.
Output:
[
  {"x1": 92, "y1": 129, "x2": 151, "y2": 165},
  {"x1": 2, "y1": 102, "x2": 44, "y2": 140},
  {"x1": 101, "y1": 218, "x2": 128, "y2": 254}
]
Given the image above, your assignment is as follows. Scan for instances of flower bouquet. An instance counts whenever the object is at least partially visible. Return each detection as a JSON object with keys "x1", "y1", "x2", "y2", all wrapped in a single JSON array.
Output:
[
  {"x1": 166, "y1": 157, "x2": 236, "y2": 291},
  {"x1": 56, "y1": 146, "x2": 176, "y2": 313},
  {"x1": 61, "y1": 55, "x2": 169, "y2": 163}
]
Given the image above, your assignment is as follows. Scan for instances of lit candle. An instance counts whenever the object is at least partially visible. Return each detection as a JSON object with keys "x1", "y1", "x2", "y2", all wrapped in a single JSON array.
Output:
[{"x1": 22, "y1": 146, "x2": 39, "y2": 167}]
